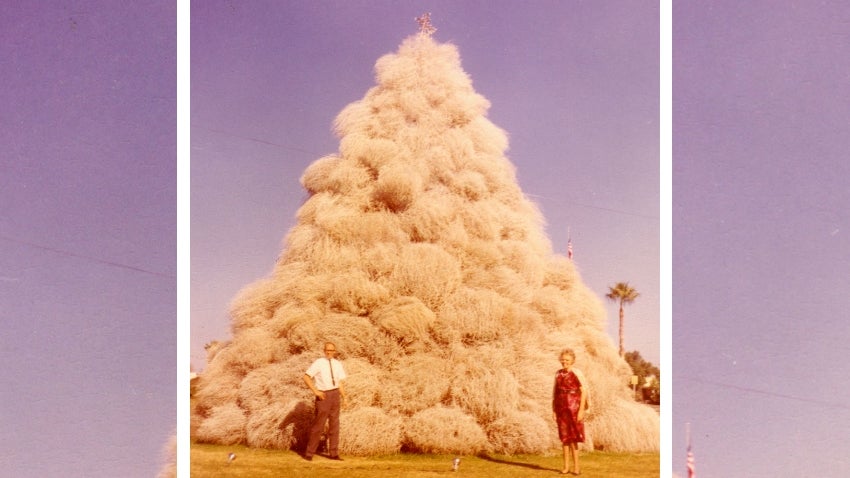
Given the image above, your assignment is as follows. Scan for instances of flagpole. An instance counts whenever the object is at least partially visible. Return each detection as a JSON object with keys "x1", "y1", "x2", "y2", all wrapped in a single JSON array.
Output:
[{"x1": 686, "y1": 422, "x2": 695, "y2": 478}]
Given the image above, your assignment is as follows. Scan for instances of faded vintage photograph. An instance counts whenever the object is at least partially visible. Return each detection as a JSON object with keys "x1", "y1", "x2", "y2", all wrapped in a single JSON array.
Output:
[
  {"x1": 190, "y1": 1, "x2": 660, "y2": 476},
  {"x1": 673, "y1": 1, "x2": 850, "y2": 477},
  {"x1": 1, "y1": 2, "x2": 176, "y2": 477}
]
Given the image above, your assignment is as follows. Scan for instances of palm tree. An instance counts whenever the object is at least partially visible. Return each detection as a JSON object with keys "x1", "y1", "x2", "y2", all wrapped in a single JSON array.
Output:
[{"x1": 606, "y1": 282, "x2": 639, "y2": 357}]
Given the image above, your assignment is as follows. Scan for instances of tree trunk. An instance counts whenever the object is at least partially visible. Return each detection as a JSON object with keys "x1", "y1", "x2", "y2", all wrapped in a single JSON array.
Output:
[{"x1": 618, "y1": 302, "x2": 625, "y2": 357}]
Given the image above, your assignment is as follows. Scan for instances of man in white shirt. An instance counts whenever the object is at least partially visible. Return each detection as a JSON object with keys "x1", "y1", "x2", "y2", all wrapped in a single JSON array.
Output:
[{"x1": 302, "y1": 341, "x2": 348, "y2": 461}]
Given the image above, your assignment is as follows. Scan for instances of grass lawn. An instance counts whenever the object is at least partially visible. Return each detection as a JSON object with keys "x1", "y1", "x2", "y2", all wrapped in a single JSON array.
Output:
[{"x1": 191, "y1": 443, "x2": 659, "y2": 477}]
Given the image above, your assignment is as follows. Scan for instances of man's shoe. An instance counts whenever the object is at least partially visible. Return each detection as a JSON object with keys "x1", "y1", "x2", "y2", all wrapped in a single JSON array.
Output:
[{"x1": 303, "y1": 454, "x2": 313, "y2": 461}]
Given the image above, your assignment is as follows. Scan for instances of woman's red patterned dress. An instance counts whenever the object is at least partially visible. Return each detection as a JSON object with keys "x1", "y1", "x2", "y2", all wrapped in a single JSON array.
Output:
[{"x1": 553, "y1": 369, "x2": 585, "y2": 444}]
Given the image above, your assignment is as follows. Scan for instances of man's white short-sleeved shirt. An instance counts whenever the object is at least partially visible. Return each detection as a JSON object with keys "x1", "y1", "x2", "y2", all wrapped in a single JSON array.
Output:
[{"x1": 306, "y1": 357, "x2": 346, "y2": 391}]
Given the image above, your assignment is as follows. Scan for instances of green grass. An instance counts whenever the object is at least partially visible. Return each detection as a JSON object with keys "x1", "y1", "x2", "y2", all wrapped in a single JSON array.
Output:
[{"x1": 191, "y1": 443, "x2": 659, "y2": 477}]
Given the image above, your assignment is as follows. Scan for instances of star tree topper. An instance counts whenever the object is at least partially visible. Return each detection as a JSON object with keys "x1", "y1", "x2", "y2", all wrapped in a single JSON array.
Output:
[{"x1": 416, "y1": 12, "x2": 437, "y2": 36}]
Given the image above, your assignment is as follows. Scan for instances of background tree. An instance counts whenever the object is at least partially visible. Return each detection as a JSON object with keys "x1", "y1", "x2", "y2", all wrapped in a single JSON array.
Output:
[
  {"x1": 606, "y1": 282, "x2": 639, "y2": 357},
  {"x1": 623, "y1": 350, "x2": 660, "y2": 404}
]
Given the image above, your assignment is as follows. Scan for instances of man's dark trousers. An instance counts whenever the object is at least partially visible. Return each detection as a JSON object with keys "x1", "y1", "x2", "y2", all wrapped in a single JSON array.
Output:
[{"x1": 305, "y1": 389, "x2": 340, "y2": 458}]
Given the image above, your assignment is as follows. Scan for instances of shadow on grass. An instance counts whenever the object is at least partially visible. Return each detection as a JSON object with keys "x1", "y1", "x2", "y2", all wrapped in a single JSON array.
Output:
[{"x1": 478, "y1": 453, "x2": 559, "y2": 473}]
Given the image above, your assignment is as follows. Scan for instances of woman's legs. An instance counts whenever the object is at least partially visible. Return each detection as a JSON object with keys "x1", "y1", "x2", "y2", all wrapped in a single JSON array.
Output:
[
  {"x1": 561, "y1": 444, "x2": 570, "y2": 473},
  {"x1": 570, "y1": 443, "x2": 581, "y2": 474}
]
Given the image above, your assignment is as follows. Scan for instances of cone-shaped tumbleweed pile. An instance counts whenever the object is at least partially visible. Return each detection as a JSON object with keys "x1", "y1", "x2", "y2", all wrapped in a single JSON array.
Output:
[{"x1": 192, "y1": 30, "x2": 659, "y2": 455}]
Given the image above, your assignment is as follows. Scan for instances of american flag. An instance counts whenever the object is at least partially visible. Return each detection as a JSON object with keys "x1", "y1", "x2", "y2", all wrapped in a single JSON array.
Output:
[
  {"x1": 687, "y1": 444, "x2": 696, "y2": 478},
  {"x1": 567, "y1": 236, "x2": 573, "y2": 260}
]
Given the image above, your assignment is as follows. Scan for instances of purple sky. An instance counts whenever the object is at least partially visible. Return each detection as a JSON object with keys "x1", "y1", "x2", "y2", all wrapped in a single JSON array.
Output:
[
  {"x1": 1, "y1": 2, "x2": 175, "y2": 477},
  {"x1": 673, "y1": 2, "x2": 850, "y2": 476},
  {"x1": 190, "y1": 0, "x2": 660, "y2": 380}
]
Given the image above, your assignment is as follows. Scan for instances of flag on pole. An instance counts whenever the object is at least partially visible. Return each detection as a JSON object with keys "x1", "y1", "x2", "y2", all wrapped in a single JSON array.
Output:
[
  {"x1": 567, "y1": 229, "x2": 573, "y2": 260},
  {"x1": 686, "y1": 444, "x2": 696, "y2": 478},
  {"x1": 686, "y1": 422, "x2": 696, "y2": 478}
]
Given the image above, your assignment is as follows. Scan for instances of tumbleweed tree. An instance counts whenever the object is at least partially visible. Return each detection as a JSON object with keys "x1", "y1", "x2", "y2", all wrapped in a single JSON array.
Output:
[{"x1": 192, "y1": 18, "x2": 659, "y2": 456}]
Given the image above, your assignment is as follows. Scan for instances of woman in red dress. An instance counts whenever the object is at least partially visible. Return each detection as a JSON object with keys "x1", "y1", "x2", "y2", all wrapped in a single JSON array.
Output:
[{"x1": 552, "y1": 348, "x2": 587, "y2": 475}]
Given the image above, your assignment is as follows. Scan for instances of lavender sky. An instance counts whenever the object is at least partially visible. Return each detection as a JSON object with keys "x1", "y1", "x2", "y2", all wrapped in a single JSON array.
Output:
[
  {"x1": 1, "y1": 2, "x2": 175, "y2": 477},
  {"x1": 673, "y1": 2, "x2": 850, "y2": 477},
  {"x1": 190, "y1": 0, "x2": 660, "y2": 380}
]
